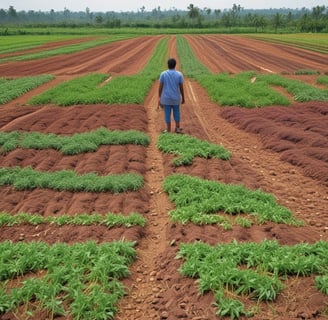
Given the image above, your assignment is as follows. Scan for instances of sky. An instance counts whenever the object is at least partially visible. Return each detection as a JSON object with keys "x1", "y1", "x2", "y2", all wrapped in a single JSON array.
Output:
[{"x1": 1, "y1": 0, "x2": 324, "y2": 12}]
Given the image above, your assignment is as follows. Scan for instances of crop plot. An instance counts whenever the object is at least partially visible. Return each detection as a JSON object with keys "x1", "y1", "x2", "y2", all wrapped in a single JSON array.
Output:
[
  {"x1": 0, "y1": 240, "x2": 136, "y2": 319},
  {"x1": 0, "y1": 128, "x2": 149, "y2": 154},
  {"x1": 177, "y1": 240, "x2": 328, "y2": 318},
  {"x1": 157, "y1": 132, "x2": 231, "y2": 166},
  {"x1": 0, "y1": 33, "x2": 328, "y2": 319},
  {"x1": 0, "y1": 75, "x2": 54, "y2": 104},
  {"x1": 163, "y1": 174, "x2": 302, "y2": 226}
]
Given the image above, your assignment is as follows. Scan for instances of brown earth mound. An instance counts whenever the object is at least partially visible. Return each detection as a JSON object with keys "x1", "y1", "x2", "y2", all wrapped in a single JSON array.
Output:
[
  {"x1": 0, "y1": 35, "x2": 328, "y2": 320},
  {"x1": 221, "y1": 103, "x2": 328, "y2": 186}
]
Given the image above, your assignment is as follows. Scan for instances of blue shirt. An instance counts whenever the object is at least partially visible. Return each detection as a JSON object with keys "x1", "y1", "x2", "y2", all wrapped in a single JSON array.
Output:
[{"x1": 159, "y1": 69, "x2": 184, "y2": 105}]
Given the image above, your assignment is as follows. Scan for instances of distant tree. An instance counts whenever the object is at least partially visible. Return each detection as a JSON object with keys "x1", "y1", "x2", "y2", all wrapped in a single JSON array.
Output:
[
  {"x1": 0, "y1": 8, "x2": 6, "y2": 20},
  {"x1": 63, "y1": 7, "x2": 70, "y2": 19},
  {"x1": 8, "y1": 5, "x2": 17, "y2": 18},
  {"x1": 299, "y1": 11, "x2": 311, "y2": 31},
  {"x1": 311, "y1": 5, "x2": 325, "y2": 19},
  {"x1": 86, "y1": 7, "x2": 90, "y2": 18},
  {"x1": 231, "y1": 3, "x2": 243, "y2": 26},
  {"x1": 248, "y1": 13, "x2": 267, "y2": 32},
  {"x1": 95, "y1": 15, "x2": 103, "y2": 24},
  {"x1": 214, "y1": 9, "x2": 221, "y2": 18},
  {"x1": 310, "y1": 5, "x2": 326, "y2": 32},
  {"x1": 203, "y1": 7, "x2": 211, "y2": 16},
  {"x1": 221, "y1": 12, "x2": 232, "y2": 28},
  {"x1": 187, "y1": 3, "x2": 200, "y2": 25},
  {"x1": 272, "y1": 12, "x2": 284, "y2": 32}
]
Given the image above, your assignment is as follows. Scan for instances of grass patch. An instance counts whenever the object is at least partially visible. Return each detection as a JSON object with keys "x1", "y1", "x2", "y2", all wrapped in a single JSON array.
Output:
[
  {"x1": 157, "y1": 132, "x2": 230, "y2": 166},
  {"x1": 29, "y1": 37, "x2": 168, "y2": 106},
  {"x1": 0, "y1": 75, "x2": 54, "y2": 104},
  {"x1": 294, "y1": 69, "x2": 320, "y2": 75},
  {"x1": 0, "y1": 35, "x2": 132, "y2": 63},
  {"x1": 198, "y1": 71, "x2": 290, "y2": 107},
  {"x1": 177, "y1": 239, "x2": 328, "y2": 318},
  {"x1": 258, "y1": 73, "x2": 328, "y2": 103},
  {"x1": 197, "y1": 71, "x2": 328, "y2": 107},
  {"x1": 317, "y1": 75, "x2": 328, "y2": 86},
  {"x1": 0, "y1": 240, "x2": 136, "y2": 319},
  {"x1": 163, "y1": 174, "x2": 302, "y2": 225},
  {"x1": 0, "y1": 34, "x2": 86, "y2": 55},
  {"x1": 0, "y1": 167, "x2": 143, "y2": 193},
  {"x1": 243, "y1": 33, "x2": 328, "y2": 55},
  {"x1": 0, "y1": 212, "x2": 146, "y2": 228},
  {"x1": 177, "y1": 35, "x2": 210, "y2": 78},
  {"x1": 0, "y1": 127, "x2": 149, "y2": 154}
]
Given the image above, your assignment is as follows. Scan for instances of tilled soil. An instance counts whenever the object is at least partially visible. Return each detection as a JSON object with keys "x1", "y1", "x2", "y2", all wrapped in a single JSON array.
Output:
[{"x1": 0, "y1": 35, "x2": 328, "y2": 320}]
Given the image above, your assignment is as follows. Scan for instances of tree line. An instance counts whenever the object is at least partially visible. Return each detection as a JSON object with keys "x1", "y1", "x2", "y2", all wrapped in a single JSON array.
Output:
[{"x1": 0, "y1": 4, "x2": 327, "y2": 33}]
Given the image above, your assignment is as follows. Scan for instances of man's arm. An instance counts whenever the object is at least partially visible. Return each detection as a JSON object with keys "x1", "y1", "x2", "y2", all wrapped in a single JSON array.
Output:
[
  {"x1": 158, "y1": 82, "x2": 163, "y2": 108},
  {"x1": 179, "y1": 83, "x2": 185, "y2": 104}
]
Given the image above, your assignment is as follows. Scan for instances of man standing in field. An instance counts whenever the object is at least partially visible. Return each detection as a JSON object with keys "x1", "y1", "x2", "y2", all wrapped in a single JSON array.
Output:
[{"x1": 158, "y1": 58, "x2": 185, "y2": 133}]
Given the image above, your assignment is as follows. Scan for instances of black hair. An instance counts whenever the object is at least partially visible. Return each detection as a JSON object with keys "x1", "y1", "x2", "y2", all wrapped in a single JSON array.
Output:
[{"x1": 168, "y1": 58, "x2": 176, "y2": 69}]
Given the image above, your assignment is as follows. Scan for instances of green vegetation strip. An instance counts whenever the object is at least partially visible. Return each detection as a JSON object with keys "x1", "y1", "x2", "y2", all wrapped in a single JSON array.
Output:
[
  {"x1": 244, "y1": 33, "x2": 328, "y2": 55},
  {"x1": 177, "y1": 35, "x2": 328, "y2": 107},
  {"x1": 0, "y1": 240, "x2": 136, "y2": 319},
  {"x1": 0, "y1": 34, "x2": 88, "y2": 55},
  {"x1": 29, "y1": 37, "x2": 168, "y2": 106},
  {"x1": 0, "y1": 212, "x2": 146, "y2": 227},
  {"x1": 163, "y1": 174, "x2": 301, "y2": 226},
  {"x1": 0, "y1": 127, "x2": 149, "y2": 154},
  {"x1": 0, "y1": 167, "x2": 143, "y2": 192},
  {"x1": 177, "y1": 35, "x2": 210, "y2": 78},
  {"x1": 318, "y1": 75, "x2": 328, "y2": 86},
  {"x1": 0, "y1": 35, "x2": 132, "y2": 63},
  {"x1": 198, "y1": 71, "x2": 328, "y2": 107},
  {"x1": 177, "y1": 240, "x2": 328, "y2": 318},
  {"x1": 0, "y1": 75, "x2": 54, "y2": 104},
  {"x1": 157, "y1": 132, "x2": 230, "y2": 166}
]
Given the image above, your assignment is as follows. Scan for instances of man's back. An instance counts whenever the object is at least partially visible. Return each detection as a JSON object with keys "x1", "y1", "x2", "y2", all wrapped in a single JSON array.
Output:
[{"x1": 159, "y1": 69, "x2": 184, "y2": 105}]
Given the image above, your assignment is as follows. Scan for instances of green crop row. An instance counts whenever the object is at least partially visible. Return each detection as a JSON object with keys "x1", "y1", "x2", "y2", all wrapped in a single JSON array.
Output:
[
  {"x1": 177, "y1": 35, "x2": 328, "y2": 107},
  {"x1": 318, "y1": 75, "x2": 328, "y2": 86},
  {"x1": 177, "y1": 239, "x2": 328, "y2": 318},
  {"x1": 198, "y1": 71, "x2": 290, "y2": 107},
  {"x1": 0, "y1": 212, "x2": 146, "y2": 228},
  {"x1": 0, "y1": 34, "x2": 88, "y2": 55},
  {"x1": 0, "y1": 35, "x2": 133, "y2": 63},
  {"x1": 176, "y1": 35, "x2": 211, "y2": 78},
  {"x1": 0, "y1": 240, "x2": 136, "y2": 319},
  {"x1": 198, "y1": 71, "x2": 328, "y2": 107},
  {"x1": 258, "y1": 73, "x2": 328, "y2": 102},
  {"x1": 29, "y1": 37, "x2": 168, "y2": 106},
  {"x1": 0, "y1": 127, "x2": 149, "y2": 154},
  {"x1": 163, "y1": 174, "x2": 302, "y2": 226},
  {"x1": 157, "y1": 132, "x2": 230, "y2": 166},
  {"x1": 0, "y1": 167, "x2": 143, "y2": 193},
  {"x1": 244, "y1": 33, "x2": 328, "y2": 54},
  {"x1": 0, "y1": 75, "x2": 54, "y2": 104}
]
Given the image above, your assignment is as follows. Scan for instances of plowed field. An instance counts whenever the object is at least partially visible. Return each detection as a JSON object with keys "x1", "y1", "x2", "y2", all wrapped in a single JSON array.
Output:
[{"x1": 1, "y1": 34, "x2": 328, "y2": 320}]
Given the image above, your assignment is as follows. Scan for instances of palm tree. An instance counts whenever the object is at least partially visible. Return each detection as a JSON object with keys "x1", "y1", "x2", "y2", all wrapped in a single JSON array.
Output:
[{"x1": 187, "y1": 3, "x2": 200, "y2": 26}]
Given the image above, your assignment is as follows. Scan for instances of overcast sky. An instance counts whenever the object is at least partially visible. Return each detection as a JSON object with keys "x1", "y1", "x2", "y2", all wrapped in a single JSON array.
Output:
[{"x1": 1, "y1": 0, "x2": 323, "y2": 12}]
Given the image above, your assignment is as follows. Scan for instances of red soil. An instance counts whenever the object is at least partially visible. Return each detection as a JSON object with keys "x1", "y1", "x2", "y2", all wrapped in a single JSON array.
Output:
[
  {"x1": 0, "y1": 37, "x2": 98, "y2": 59},
  {"x1": 0, "y1": 35, "x2": 328, "y2": 320}
]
